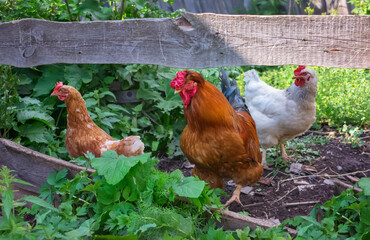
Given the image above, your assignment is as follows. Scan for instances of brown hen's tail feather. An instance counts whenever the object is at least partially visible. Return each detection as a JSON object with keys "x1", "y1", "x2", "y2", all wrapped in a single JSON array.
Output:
[
  {"x1": 117, "y1": 136, "x2": 144, "y2": 157},
  {"x1": 220, "y1": 68, "x2": 251, "y2": 115}
]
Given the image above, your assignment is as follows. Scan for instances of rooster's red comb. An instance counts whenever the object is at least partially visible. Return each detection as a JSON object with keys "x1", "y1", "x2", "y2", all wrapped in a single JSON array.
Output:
[
  {"x1": 53, "y1": 82, "x2": 64, "y2": 92},
  {"x1": 170, "y1": 71, "x2": 188, "y2": 90},
  {"x1": 294, "y1": 66, "x2": 306, "y2": 75}
]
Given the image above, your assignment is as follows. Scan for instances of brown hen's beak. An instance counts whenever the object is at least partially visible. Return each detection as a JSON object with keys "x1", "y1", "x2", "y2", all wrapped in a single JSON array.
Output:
[
  {"x1": 50, "y1": 92, "x2": 57, "y2": 96},
  {"x1": 174, "y1": 89, "x2": 182, "y2": 94}
]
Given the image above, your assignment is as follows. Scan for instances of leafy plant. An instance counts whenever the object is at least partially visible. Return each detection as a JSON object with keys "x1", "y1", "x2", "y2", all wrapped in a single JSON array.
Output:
[
  {"x1": 282, "y1": 178, "x2": 370, "y2": 239},
  {"x1": 0, "y1": 166, "x2": 35, "y2": 239},
  {"x1": 246, "y1": 0, "x2": 288, "y2": 15},
  {"x1": 349, "y1": 0, "x2": 370, "y2": 15},
  {"x1": 341, "y1": 124, "x2": 365, "y2": 148}
]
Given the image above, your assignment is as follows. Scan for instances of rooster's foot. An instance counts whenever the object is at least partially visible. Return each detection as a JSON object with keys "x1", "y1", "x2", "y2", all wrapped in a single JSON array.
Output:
[
  {"x1": 225, "y1": 184, "x2": 243, "y2": 207},
  {"x1": 224, "y1": 194, "x2": 243, "y2": 207}
]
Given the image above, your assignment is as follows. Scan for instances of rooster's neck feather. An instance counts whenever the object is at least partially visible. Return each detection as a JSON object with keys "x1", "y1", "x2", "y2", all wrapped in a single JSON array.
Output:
[{"x1": 184, "y1": 81, "x2": 235, "y2": 130}]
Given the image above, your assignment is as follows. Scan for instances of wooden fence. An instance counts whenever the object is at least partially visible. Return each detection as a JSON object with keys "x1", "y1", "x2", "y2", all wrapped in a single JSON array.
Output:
[{"x1": 0, "y1": 12, "x2": 369, "y2": 69}]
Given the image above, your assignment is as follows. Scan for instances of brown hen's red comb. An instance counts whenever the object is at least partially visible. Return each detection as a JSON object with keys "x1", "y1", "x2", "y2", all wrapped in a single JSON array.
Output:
[
  {"x1": 294, "y1": 66, "x2": 306, "y2": 75},
  {"x1": 53, "y1": 82, "x2": 64, "y2": 92}
]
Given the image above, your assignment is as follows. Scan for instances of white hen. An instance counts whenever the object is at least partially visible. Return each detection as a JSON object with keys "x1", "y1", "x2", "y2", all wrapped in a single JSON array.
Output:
[{"x1": 244, "y1": 66, "x2": 318, "y2": 167}]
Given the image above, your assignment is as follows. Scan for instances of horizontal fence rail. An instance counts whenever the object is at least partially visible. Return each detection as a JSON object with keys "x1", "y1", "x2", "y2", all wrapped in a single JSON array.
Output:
[{"x1": 0, "y1": 12, "x2": 369, "y2": 69}]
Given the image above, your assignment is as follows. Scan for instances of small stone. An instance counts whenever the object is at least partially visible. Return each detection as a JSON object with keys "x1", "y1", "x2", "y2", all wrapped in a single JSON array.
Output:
[
  {"x1": 337, "y1": 166, "x2": 343, "y2": 171},
  {"x1": 290, "y1": 163, "x2": 303, "y2": 175},
  {"x1": 227, "y1": 180, "x2": 236, "y2": 186},
  {"x1": 183, "y1": 161, "x2": 195, "y2": 169},
  {"x1": 298, "y1": 184, "x2": 316, "y2": 192},
  {"x1": 269, "y1": 218, "x2": 281, "y2": 225},
  {"x1": 240, "y1": 186, "x2": 253, "y2": 195},
  {"x1": 323, "y1": 179, "x2": 334, "y2": 185}
]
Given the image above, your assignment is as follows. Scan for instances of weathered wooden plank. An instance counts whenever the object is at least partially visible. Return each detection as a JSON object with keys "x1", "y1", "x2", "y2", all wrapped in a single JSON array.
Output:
[
  {"x1": 0, "y1": 12, "x2": 369, "y2": 68},
  {"x1": 0, "y1": 138, "x2": 95, "y2": 193}
]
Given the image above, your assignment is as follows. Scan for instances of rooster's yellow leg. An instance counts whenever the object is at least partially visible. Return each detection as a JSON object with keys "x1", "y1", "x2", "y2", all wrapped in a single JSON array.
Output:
[{"x1": 225, "y1": 184, "x2": 243, "y2": 207}]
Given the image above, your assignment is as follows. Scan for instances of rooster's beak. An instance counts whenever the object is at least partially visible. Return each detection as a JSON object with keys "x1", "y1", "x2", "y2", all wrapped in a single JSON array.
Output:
[
  {"x1": 50, "y1": 92, "x2": 57, "y2": 96},
  {"x1": 174, "y1": 89, "x2": 182, "y2": 94},
  {"x1": 292, "y1": 76, "x2": 298, "y2": 79}
]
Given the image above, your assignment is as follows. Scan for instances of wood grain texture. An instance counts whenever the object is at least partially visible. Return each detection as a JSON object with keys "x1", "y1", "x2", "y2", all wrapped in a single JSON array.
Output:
[{"x1": 0, "y1": 12, "x2": 369, "y2": 68}]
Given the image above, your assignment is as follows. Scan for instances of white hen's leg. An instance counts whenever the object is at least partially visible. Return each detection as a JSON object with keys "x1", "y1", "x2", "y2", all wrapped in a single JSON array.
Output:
[
  {"x1": 261, "y1": 148, "x2": 267, "y2": 166},
  {"x1": 280, "y1": 143, "x2": 296, "y2": 162}
]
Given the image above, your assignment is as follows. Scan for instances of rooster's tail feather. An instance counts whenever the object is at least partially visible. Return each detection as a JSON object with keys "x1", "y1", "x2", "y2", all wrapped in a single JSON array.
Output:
[{"x1": 220, "y1": 68, "x2": 250, "y2": 115}]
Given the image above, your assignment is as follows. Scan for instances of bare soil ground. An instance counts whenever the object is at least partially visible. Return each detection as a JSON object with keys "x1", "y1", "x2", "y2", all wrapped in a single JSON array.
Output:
[{"x1": 157, "y1": 127, "x2": 370, "y2": 223}]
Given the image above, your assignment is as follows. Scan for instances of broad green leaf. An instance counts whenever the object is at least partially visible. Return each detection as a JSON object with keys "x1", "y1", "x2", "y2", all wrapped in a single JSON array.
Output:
[
  {"x1": 65, "y1": 65, "x2": 93, "y2": 89},
  {"x1": 23, "y1": 196, "x2": 58, "y2": 212},
  {"x1": 94, "y1": 235, "x2": 137, "y2": 240},
  {"x1": 359, "y1": 178, "x2": 370, "y2": 196},
  {"x1": 135, "y1": 223, "x2": 157, "y2": 234},
  {"x1": 97, "y1": 183, "x2": 120, "y2": 205},
  {"x1": 136, "y1": 87, "x2": 161, "y2": 100},
  {"x1": 91, "y1": 151, "x2": 150, "y2": 185},
  {"x1": 156, "y1": 99, "x2": 182, "y2": 113},
  {"x1": 107, "y1": 104, "x2": 131, "y2": 114},
  {"x1": 18, "y1": 122, "x2": 48, "y2": 143},
  {"x1": 65, "y1": 219, "x2": 95, "y2": 238},
  {"x1": 172, "y1": 176, "x2": 205, "y2": 198},
  {"x1": 17, "y1": 109, "x2": 55, "y2": 129},
  {"x1": 132, "y1": 104, "x2": 143, "y2": 112},
  {"x1": 33, "y1": 65, "x2": 65, "y2": 97},
  {"x1": 47, "y1": 169, "x2": 68, "y2": 187},
  {"x1": 99, "y1": 91, "x2": 117, "y2": 102},
  {"x1": 20, "y1": 96, "x2": 41, "y2": 105},
  {"x1": 360, "y1": 206, "x2": 370, "y2": 225},
  {"x1": 103, "y1": 76, "x2": 115, "y2": 84}
]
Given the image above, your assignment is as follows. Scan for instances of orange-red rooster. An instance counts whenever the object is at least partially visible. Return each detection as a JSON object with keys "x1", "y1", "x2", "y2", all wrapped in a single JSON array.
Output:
[
  {"x1": 170, "y1": 70, "x2": 263, "y2": 206},
  {"x1": 51, "y1": 82, "x2": 144, "y2": 158}
]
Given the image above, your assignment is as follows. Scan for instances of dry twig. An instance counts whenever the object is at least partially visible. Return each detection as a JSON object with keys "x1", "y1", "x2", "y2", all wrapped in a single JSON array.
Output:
[
  {"x1": 272, "y1": 187, "x2": 298, "y2": 204},
  {"x1": 283, "y1": 200, "x2": 320, "y2": 208},
  {"x1": 280, "y1": 169, "x2": 370, "y2": 184}
]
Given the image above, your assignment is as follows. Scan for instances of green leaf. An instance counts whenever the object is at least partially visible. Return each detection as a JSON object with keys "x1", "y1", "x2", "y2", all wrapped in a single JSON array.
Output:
[
  {"x1": 359, "y1": 178, "x2": 370, "y2": 196},
  {"x1": 65, "y1": 65, "x2": 93, "y2": 89},
  {"x1": 33, "y1": 65, "x2": 65, "y2": 97},
  {"x1": 91, "y1": 151, "x2": 150, "y2": 185},
  {"x1": 2, "y1": 190, "x2": 13, "y2": 220},
  {"x1": 97, "y1": 183, "x2": 120, "y2": 205},
  {"x1": 65, "y1": 219, "x2": 95, "y2": 238},
  {"x1": 23, "y1": 196, "x2": 58, "y2": 212},
  {"x1": 12, "y1": 178, "x2": 34, "y2": 186},
  {"x1": 17, "y1": 109, "x2": 55, "y2": 129},
  {"x1": 360, "y1": 206, "x2": 370, "y2": 225},
  {"x1": 47, "y1": 169, "x2": 68, "y2": 188},
  {"x1": 94, "y1": 235, "x2": 137, "y2": 240},
  {"x1": 18, "y1": 122, "x2": 48, "y2": 143},
  {"x1": 172, "y1": 176, "x2": 205, "y2": 198}
]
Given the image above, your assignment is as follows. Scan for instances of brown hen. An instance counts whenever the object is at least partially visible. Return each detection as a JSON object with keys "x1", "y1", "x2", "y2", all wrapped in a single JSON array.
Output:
[{"x1": 51, "y1": 82, "x2": 144, "y2": 158}]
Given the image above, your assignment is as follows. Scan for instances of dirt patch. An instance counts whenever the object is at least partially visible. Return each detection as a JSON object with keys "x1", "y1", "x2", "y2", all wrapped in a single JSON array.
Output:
[{"x1": 157, "y1": 128, "x2": 370, "y2": 223}]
